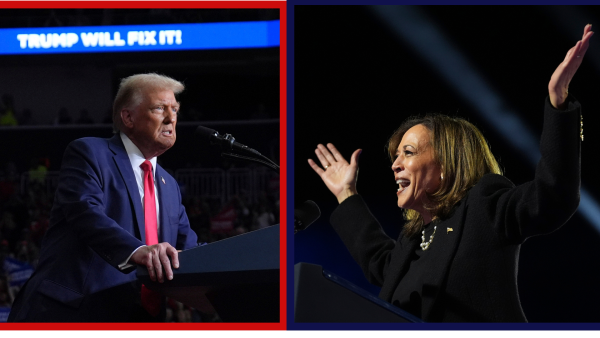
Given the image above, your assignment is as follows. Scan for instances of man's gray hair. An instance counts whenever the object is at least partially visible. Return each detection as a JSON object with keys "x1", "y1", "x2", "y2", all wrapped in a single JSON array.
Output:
[{"x1": 112, "y1": 73, "x2": 184, "y2": 133}]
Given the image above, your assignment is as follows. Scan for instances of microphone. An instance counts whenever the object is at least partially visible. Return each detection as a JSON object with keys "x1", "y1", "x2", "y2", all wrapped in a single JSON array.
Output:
[
  {"x1": 294, "y1": 200, "x2": 321, "y2": 234},
  {"x1": 195, "y1": 125, "x2": 260, "y2": 155}
]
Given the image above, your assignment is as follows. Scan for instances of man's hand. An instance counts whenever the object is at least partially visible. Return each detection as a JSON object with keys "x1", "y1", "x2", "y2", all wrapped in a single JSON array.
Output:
[{"x1": 130, "y1": 242, "x2": 179, "y2": 283}]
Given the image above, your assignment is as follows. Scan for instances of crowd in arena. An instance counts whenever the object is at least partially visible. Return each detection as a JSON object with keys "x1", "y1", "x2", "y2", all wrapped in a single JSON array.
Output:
[
  {"x1": 0, "y1": 156, "x2": 280, "y2": 322},
  {"x1": 0, "y1": 7, "x2": 280, "y2": 322},
  {"x1": 0, "y1": 93, "x2": 275, "y2": 127}
]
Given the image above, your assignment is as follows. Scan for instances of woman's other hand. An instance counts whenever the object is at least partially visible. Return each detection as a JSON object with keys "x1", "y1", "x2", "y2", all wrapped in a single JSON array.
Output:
[
  {"x1": 549, "y1": 24, "x2": 594, "y2": 109},
  {"x1": 308, "y1": 143, "x2": 362, "y2": 204}
]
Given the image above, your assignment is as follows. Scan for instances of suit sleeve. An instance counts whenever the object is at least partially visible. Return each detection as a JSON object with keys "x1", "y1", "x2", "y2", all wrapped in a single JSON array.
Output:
[
  {"x1": 473, "y1": 96, "x2": 581, "y2": 244},
  {"x1": 55, "y1": 139, "x2": 144, "y2": 271},
  {"x1": 330, "y1": 194, "x2": 396, "y2": 287}
]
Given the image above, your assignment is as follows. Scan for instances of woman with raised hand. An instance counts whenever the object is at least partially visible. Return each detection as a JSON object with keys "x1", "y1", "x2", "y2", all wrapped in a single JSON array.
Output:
[{"x1": 308, "y1": 25, "x2": 593, "y2": 322}]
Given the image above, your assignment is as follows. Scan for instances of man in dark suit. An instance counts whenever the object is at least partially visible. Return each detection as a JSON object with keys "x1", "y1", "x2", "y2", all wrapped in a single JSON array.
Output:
[{"x1": 8, "y1": 73, "x2": 198, "y2": 322}]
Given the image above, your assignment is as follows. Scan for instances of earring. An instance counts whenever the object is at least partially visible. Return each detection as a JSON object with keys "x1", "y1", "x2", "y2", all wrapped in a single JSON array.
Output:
[{"x1": 441, "y1": 174, "x2": 444, "y2": 180}]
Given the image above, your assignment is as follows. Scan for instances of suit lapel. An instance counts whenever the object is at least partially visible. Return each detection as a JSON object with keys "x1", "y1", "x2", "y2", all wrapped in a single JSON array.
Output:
[
  {"x1": 108, "y1": 135, "x2": 146, "y2": 243},
  {"x1": 155, "y1": 165, "x2": 171, "y2": 244}
]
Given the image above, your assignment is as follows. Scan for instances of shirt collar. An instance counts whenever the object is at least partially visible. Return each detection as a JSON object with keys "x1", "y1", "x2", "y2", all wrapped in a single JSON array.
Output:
[{"x1": 120, "y1": 132, "x2": 157, "y2": 176}]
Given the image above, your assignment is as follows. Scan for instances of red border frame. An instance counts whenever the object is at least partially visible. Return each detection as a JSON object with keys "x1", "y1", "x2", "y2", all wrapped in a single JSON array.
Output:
[{"x1": 0, "y1": 1, "x2": 287, "y2": 330}]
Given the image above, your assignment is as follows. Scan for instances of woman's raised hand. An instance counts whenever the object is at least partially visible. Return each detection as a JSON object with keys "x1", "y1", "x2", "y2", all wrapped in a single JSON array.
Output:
[
  {"x1": 308, "y1": 143, "x2": 362, "y2": 204},
  {"x1": 549, "y1": 24, "x2": 594, "y2": 109}
]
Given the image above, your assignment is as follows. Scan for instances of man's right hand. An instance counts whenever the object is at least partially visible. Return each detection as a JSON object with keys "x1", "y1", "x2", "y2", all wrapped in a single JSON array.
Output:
[{"x1": 130, "y1": 242, "x2": 179, "y2": 283}]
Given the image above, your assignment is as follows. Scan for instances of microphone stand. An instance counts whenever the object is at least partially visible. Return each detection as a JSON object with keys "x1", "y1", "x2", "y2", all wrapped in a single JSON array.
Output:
[
  {"x1": 221, "y1": 152, "x2": 279, "y2": 172},
  {"x1": 218, "y1": 133, "x2": 280, "y2": 173}
]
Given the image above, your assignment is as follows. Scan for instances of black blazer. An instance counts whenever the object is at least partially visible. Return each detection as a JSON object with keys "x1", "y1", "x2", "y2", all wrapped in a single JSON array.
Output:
[{"x1": 330, "y1": 97, "x2": 581, "y2": 322}]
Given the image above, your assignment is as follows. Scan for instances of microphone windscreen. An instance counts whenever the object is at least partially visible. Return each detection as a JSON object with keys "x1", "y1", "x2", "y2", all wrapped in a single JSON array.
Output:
[
  {"x1": 195, "y1": 125, "x2": 217, "y2": 141},
  {"x1": 295, "y1": 200, "x2": 321, "y2": 232}
]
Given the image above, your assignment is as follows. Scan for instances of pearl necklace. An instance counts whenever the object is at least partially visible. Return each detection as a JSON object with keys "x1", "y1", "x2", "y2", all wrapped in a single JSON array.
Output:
[{"x1": 420, "y1": 225, "x2": 437, "y2": 251}]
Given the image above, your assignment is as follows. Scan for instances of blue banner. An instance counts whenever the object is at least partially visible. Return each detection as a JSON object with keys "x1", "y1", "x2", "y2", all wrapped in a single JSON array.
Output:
[
  {"x1": 0, "y1": 20, "x2": 280, "y2": 55},
  {"x1": 0, "y1": 307, "x2": 10, "y2": 322},
  {"x1": 2, "y1": 257, "x2": 33, "y2": 287}
]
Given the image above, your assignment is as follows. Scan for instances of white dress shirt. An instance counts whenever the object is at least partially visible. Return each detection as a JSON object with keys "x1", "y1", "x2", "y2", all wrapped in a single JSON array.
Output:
[{"x1": 118, "y1": 132, "x2": 161, "y2": 269}]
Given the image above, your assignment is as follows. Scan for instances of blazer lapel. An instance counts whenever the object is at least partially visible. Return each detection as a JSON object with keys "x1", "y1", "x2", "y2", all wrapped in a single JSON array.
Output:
[
  {"x1": 108, "y1": 135, "x2": 146, "y2": 243},
  {"x1": 420, "y1": 198, "x2": 469, "y2": 321},
  {"x1": 378, "y1": 234, "x2": 420, "y2": 302},
  {"x1": 155, "y1": 164, "x2": 171, "y2": 244}
]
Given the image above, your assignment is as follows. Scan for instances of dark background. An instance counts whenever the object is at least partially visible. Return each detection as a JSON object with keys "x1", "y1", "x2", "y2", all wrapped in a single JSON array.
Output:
[{"x1": 294, "y1": 5, "x2": 600, "y2": 322}]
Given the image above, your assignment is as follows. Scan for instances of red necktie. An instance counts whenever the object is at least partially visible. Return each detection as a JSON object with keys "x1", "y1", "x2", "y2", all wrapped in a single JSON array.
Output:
[{"x1": 140, "y1": 160, "x2": 160, "y2": 317}]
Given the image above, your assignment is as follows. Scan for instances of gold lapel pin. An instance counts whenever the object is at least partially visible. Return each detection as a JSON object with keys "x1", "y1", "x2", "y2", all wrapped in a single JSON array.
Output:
[
  {"x1": 447, "y1": 227, "x2": 453, "y2": 234},
  {"x1": 161, "y1": 177, "x2": 166, "y2": 185}
]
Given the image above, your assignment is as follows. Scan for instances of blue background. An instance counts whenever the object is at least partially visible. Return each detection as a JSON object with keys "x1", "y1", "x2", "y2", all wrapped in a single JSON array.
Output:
[{"x1": 0, "y1": 20, "x2": 280, "y2": 54}]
